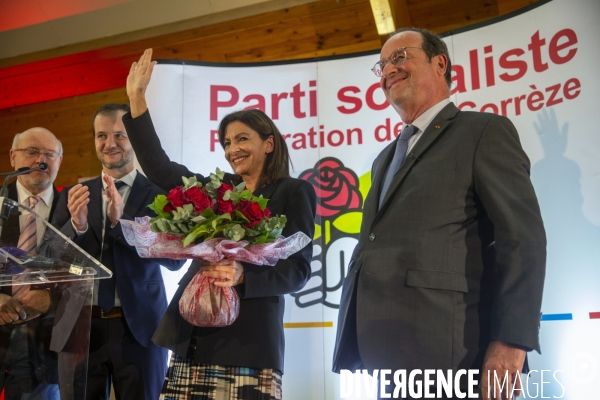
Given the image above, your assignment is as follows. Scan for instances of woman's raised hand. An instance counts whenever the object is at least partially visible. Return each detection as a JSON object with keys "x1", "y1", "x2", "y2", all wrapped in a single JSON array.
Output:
[{"x1": 126, "y1": 48, "x2": 157, "y2": 117}]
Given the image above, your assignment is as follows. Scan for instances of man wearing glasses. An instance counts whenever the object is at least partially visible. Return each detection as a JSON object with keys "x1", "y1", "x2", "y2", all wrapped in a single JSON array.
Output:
[
  {"x1": 333, "y1": 28, "x2": 546, "y2": 399},
  {"x1": 0, "y1": 127, "x2": 63, "y2": 399}
]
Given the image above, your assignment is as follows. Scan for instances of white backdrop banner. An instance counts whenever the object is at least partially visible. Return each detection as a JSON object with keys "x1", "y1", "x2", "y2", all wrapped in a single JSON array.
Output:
[{"x1": 146, "y1": 0, "x2": 600, "y2": 398}]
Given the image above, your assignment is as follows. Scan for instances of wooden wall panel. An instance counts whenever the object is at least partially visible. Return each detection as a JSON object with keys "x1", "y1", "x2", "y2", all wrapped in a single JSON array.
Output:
[{"x1": 0, "y1": 0, "x2": 537, "y2": 187}]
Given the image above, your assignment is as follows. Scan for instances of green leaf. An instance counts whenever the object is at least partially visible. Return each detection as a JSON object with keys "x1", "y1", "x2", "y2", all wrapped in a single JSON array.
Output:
[
  {"x1": 224, "y1": 224, "x2": 245, "y2": 241},
  {"x1": 252, "y1": 195, "x2": 269, "y2": 211},
  {"x1": 234, "y1": 210, "x2": 250, "y2": 223},
  {"x1": 200, "y1": 207, "x2": 216, "y2": 219},
  {"x1": 239, "y1": 190, "x2": 252, "y2": 201},
  {"x1": 147, "y1": 194, "x2": 170, "y2": 218},
  {"x1": 235, "y1": 181, "x2": 246, "y2": 192},
  {"x1": 332, "y1": 212, "x2": 363, "y2": 234},
  {"x1": 182, "y1": 224, "x2": 211, "y2": 247}
]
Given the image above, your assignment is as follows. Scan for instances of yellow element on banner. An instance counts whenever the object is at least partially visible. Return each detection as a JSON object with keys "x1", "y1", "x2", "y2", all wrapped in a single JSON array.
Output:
[
  {"x1": 359, "y1": 171, "x2": 372, "y2": 202},
  {"x1": 325, "y1": 219, "x2": 331, "y2": 244},
  {"x1": 284, "y1": 322, "x2": 334, "y2": 328},
  {"x1": 333, "y1": 212, "x2": 362, "y2": 234},
  {"x1": 314, "y1": 223, "x2": 321, "y2": 240}
]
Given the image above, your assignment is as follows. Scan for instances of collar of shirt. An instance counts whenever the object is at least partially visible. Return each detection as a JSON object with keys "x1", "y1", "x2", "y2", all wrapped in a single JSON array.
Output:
[
  {"x1": 410, "y1": 98, "x2": 451, "y2": 134},
  {"x1": 405, "y1": 98, "x2": 451, "y2": 153},
  {"x1": 100, "y1": 169, "x2": 137, "y2": 190},
  {"x1": 16, "y1": 179, "x2": 53, "y2": 207}
]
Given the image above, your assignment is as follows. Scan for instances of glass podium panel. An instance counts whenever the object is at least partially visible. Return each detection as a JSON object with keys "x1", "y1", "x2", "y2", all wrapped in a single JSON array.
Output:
[{"x1": 0, "y1": 197, "x2": 111, "y2": 399}]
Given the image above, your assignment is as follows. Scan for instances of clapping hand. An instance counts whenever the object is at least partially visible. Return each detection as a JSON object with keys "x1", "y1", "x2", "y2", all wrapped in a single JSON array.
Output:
[{"x1": 104, "y1": 175, "x2": 124, "y2": 227}]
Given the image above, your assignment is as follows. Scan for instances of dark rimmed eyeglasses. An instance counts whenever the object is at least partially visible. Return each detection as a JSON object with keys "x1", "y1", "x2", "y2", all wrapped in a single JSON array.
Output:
[
  {"x1": 13, "y1": 147, "x2": 60, "y2": 160},
  {"x1": 371, "y1": 47, "x2": 423, "y2": 77}
]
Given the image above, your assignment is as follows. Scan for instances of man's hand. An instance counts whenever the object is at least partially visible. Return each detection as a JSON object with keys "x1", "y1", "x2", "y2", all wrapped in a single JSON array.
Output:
[
  {"x1": 126, "y1": 48, "x2": 156, "y2": 117},
  {"x1": 201, "y1": 259, "x2": 244, "y2": 287},
  {"x1": 0, "y1": 293, "x2": 27, "y2": 325},
  {"x1": 13, "y1": 286, "x2": 50, "y2": 320},
  {"x1": 104, "y1": 175, "x2": 124, "y2": 227},
  {"x1": 481, "y1": 341, "x2": 526, "y2": 400},
  {"x1": 68, "y1": 184, "x2": 90, "y2": 231}
]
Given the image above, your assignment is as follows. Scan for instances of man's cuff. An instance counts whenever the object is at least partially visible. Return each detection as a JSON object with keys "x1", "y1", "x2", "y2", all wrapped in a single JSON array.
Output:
[{"x1": 71, "y1": 219, "x2": 88, "y2": 235}]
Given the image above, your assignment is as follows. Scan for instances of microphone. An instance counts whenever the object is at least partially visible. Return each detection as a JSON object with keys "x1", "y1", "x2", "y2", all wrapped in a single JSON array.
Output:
[
  {"x1": 0, "y1": 163, "x2": 49, "y2": 227},
  {"x1": 0, "y1": 163, "x2": 48, "y2": 198}
]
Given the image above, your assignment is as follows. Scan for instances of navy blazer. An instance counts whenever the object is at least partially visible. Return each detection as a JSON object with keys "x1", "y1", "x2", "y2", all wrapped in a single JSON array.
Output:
[
  {"x1": 123, "y1": 110, "x2": 316, "y2": 372},
  {"x1": 49, "y1": 172, "x2": 184, "y2": 351}
]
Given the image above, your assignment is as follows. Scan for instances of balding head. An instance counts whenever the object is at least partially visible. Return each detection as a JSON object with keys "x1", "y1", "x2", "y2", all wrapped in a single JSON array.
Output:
[{"x1": 10, "y1": 127, "x2": 63, "y2": 195}]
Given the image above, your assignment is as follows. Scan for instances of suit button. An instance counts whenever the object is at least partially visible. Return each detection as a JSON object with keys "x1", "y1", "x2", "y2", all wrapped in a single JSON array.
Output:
[{"x1": 368, "y1": 233, "x2": 375, "y2": 241}]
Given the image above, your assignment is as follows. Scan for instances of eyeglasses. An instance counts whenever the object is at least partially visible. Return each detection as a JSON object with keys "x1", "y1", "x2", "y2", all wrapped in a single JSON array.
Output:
[
  {"x1": 13, "y1": 147, "x2": 60, "y2": 160},
  {"x1": 371, "y1": 47, "x2": 423, "y2": 77}
]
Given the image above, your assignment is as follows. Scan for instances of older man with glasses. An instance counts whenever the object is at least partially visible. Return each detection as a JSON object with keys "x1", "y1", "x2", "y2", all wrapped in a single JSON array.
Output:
[
  {"x1": 0, "y1": 127, "x2": 63, "y2": 399},
  {"x1": 333, "y1": 27, "x2": 546, "y2": 400}
]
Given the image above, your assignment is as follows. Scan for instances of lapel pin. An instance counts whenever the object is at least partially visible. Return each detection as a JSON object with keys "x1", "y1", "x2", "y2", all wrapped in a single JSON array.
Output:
[{"x1": 435, "y1": 125, "x2": 441, "y2": 129}]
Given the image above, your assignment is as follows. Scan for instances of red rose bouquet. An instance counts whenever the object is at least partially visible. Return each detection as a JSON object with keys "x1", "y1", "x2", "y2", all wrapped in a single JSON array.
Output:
[
  {"x1": 120, "y1": 169, "x2": 310, "y2": 327},
  {"x1": 147, "y1": 169, "x2": 286, "y2": 247}
]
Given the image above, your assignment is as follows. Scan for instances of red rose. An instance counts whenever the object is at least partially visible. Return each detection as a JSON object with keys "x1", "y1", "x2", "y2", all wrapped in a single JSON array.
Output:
[
  {"x1": 184, "y1": 186, "x2": 212, "y2": 213},
  {"x1": 217, "y1": 183, "x2": 234, "y2": 200},
  {"x1": 299, "y1": 157, "x2": 362, "y2": 217},
  {"x1": 164, "y1": 203, "x2": 174, "y2": 213},
  {"x1": 166, "y1": 186, "x2": 187, "y2": 209},
  {"x1": 238, "y1": 200, "x2": 270, "y2": 228},
  {"x1": 217, "y1": 198, "x2": 237, "y2": 217}
]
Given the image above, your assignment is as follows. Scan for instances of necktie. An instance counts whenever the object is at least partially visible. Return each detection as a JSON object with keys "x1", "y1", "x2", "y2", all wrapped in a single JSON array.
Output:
[
  {"x1": 13, "y1": 196, "x2": 41, "y2": 295},
  {"x1": 98, "y1": 181, "x2": 126, "y2": 312},
  {"x1": 379, "y1": 124, "x2": 419, "y2": 206},
  {"x1": 17, "y1": 196, "x2": 40, "y2": 253}
]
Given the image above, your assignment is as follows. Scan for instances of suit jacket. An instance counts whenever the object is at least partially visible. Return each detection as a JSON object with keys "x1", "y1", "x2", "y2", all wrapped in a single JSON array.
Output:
[
  {"x1": 333, "y1": 103, "x2": 546, "y2": 373},
  {"x1": 123, "y1": 110, "x2": 316, "y2": 372},
  {"x1": 49, "y1": 172, "x2": 184, "y2": 351},
  {"x1": 0, "y1": 180, "x2": 60, "y2": 378}
]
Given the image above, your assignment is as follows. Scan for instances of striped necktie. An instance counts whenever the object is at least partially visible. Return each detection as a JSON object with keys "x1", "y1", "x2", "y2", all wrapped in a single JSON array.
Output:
[{"x1": 17, "y1": 196, "x2": 40, "y2": 253}]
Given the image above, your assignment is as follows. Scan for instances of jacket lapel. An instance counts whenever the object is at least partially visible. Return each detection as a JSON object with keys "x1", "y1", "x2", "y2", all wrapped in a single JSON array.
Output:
[
  {"x1": 252, "y1": 179, "x2": 280, "y2": 200},
  {"x1": 124, "y1": 173, "x2": 151, "y2": 218},
  {"x1": 375, "y1": 103, "x2": 459, "y2": 220},
  {"x1": 47, "y1": 186, "x2": 60, "y2": 223}
]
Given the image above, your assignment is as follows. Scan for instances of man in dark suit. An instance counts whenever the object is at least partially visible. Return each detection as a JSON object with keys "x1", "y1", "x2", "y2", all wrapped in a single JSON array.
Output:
[
  {"x1": 0, "y1": 127, "x2": 63, "y2": 399},
  {"x1": 50, "y1": 103, "x2": 184, "y2": 400},
  {"x1": 332, "y1": 28, "x2": 546, "y2": 399}
]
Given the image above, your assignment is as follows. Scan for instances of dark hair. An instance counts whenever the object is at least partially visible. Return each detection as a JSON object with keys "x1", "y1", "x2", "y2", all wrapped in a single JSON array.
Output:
[
  {"x1": 217, "y1": 109, "x2": 291, "y2": 186},
  {"x1": 389, "y1": 27, "x2": 452, "y2": 89},
  {"x1": 92, "y1": 103, "x2": 131, "y2": 134}
]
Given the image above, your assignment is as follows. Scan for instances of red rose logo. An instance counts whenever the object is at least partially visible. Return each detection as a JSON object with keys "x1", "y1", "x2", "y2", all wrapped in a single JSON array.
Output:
[
  {"x1": 184, "y1": 186, "x2": 212, "y2": 213},
  {"x1": 238, "y1": 200, "x2": 271, "y2": 228},
  {"x1": 299, "y1": 157, "x2": 362, "y2": 217}
]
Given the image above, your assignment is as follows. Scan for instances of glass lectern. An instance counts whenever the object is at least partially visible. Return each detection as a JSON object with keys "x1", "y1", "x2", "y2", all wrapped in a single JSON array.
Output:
[{"x1": 0, "y1": 196, "x2": 111, "y2": 399}]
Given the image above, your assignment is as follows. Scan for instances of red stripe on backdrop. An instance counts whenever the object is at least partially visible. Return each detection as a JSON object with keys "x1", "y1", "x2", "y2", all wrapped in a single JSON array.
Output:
[
  {"x1": 0, "y1": 50, "x2": 137, "y2": 110},
  {"x1": 590, "y1": 312, "x2": 600, "y2": 319}
]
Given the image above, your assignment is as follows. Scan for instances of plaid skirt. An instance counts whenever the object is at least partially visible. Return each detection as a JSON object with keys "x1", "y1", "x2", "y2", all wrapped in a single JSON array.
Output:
[{"x1": 160, "y1": 334, "x2": 282, "y2": 400}]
